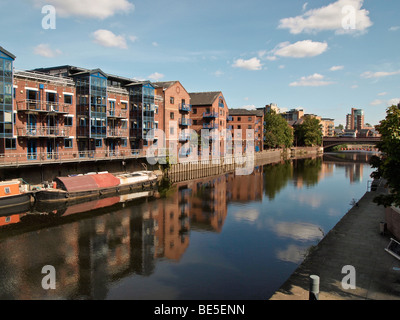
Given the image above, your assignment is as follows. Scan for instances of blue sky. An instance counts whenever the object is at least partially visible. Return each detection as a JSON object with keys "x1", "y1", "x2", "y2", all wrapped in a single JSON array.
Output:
[{"x1": 2, "y1": 0, "x2": 400, "y2": 126}]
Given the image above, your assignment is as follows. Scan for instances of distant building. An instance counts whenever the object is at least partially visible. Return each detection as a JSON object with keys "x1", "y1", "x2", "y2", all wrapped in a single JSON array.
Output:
[
  {"x1": 346, "y1": 108, "x2": 364, "y2": 131},
  {"x1": 280, "y1": 109, "x2": 304, "y2": 122},
  {"x1": 321, "y1": 118, "x2": 335, "y2": 137}
]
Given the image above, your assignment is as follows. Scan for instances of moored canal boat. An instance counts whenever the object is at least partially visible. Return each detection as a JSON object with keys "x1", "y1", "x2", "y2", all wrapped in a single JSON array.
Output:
[
  {"x1": 0, "y1": 180, "x2": 32, "y2": 216},
  {"x1": 34, "y1": 171, "x2": 162, "y2": 203}
]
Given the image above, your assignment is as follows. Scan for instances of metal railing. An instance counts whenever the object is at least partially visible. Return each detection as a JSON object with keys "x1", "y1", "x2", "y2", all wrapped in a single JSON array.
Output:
[
  {"x1": 107, "y1": 128, "x2": 128, "y2": 138},
  {"x1": 16, "y1": 99, "x2": 71, "y2": 114},
  {"x1": 16, "y1": 126, "x2": 71, "y2": 137},
  {"x1": 179, "y1": 118, "x2": 192, "y2": 126},
  {"x1": 107, "y1": 109, "x2": 128, "y2": 118},
  {"x1": 203, "y1": 111, "x2": 218, "y2": 118},
  {"x1": 179, "y1": 103, "x2": 192, "y2": 112}
]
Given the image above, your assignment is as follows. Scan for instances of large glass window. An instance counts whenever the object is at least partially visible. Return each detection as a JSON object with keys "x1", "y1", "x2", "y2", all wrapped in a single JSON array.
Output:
[{"x1": 0, "y1": 54, "x2": 14, "y2": 138}]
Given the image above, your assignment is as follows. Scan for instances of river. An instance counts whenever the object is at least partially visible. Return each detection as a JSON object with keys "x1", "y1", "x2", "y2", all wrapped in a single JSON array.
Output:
[{"x1": 0, "y1": 152, "x2": 377, "y2": 300}]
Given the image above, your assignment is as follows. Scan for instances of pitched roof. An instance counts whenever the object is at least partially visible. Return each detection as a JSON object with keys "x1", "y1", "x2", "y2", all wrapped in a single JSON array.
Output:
[
  {"x1": 0, "y1": 46, "x2": 16, "y2": 60},
  {"x1": 152, "y1": 81, "x2": 178, "y2": 89},
  {"x1": 228, "y1": 108, "x2": 264, "y2": 116},
  {"x1": 189, "y1": 92, "x2": 221, "y2": 106}
]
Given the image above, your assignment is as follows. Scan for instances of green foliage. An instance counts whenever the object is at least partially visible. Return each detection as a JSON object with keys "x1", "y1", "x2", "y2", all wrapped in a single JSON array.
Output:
[
  {"x1": 264, "y1": 110, "x2": 294, "y2": 149},
  {"x1": 294, "y1": 116, "x2": 323, "y2": 147},
  {"x1": 370, "y1": 105, "x2": 400, "y2": 207}
]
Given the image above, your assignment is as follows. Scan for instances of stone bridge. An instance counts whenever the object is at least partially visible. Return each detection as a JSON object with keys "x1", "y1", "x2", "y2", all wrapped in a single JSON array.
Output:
[{"x1": 322, "y1": 137, "x2": 381, "y2": 149}]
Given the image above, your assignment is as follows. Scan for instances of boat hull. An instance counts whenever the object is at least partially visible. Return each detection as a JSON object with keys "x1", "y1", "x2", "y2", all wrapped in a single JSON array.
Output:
[
  {"x1": 35, "y1": 178, "x2": 157, "y2": 203},
  {"x1": 0, "y1": 193, "x2": 32, "y2": 216}
]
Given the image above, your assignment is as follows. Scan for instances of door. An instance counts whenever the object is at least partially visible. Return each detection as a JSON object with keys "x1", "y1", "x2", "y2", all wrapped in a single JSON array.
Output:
[
  {"x1": 28, "y1": 114, "x2": 36, "y2": 136},
  {"x1": 27, "y1": 139, "x2": 37, "y2": 160}
]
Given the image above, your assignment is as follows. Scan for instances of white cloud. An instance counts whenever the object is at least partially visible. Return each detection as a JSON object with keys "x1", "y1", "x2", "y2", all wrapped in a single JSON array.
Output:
[
  {"x1": 278, "y1": 0, "x2": 373, "y2": 35},
  {"x1": 290, "y1": 73, "x2": 334, "y2": 87},
  {"x1": 273, "y1": 40, "x2": 328, "y2": 58},
  {"x1": 361, "y1": 70, "x2": 400, "y2": 78},
  {"x1": 239, "y1": 105, "x2": 257, "y2": 111},
  {"x1": 351, "y1": 84, "x2": 358, "y2": 89},
  {"x1": 302, "y1": 2, "x2": 308, "y2": 12},
  {"x1": 92, "y1": 29, "x2": 127, "y2": 49},
  {"x1": 388, "y1": 98, "x2": 400, "y2": 106},
  {"x1": 34, "y1": 0, "x2": 134, "y2": 19},
  {"x1": 232, "y1": 57, "x2": 263, "y2": 71},
  {"x1": 370, "y1": 99, "x2": 384, "y2": 106},
  {"x1": 370, "y1": 98, "x2": 400, "y2": 106},
  {"x1": 148, "y1": 72, "x2": 165, "y2": 81},
  {"x1": 214, "y1": 70, "x2": 224, "y2": 77},
  {"x1": 152, "y1": 42, "x2": 159, "y2": 47},
  {"x1": 389, "y1": 26, "x2": 400, "y2": 31},
  {"x1": 378, "y1": 92, "x2": 388, "y2": 96},
  {"x1": 33, "y1": 44, "x2": 62, "y2": 58},
  {"x1": 330, "y1": 65, "x2": 344, "y2": 71}
]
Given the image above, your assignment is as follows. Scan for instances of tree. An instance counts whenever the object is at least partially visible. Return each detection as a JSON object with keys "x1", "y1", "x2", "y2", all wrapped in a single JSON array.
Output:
[
  {"x1": 264, "y1": 110, "x2": 293, "y2": 149},
  {"x1": 370, "y1": 104, "x2": 400, "y2": 207},
  {"x1": 294, "y1": 116, "x2": 323, "y2": 147}
]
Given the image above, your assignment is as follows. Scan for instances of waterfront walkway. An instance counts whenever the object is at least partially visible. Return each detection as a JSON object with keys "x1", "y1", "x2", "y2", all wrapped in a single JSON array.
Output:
[{"x1": 269, "y1": 181, "x2": 400, "y2": 300}]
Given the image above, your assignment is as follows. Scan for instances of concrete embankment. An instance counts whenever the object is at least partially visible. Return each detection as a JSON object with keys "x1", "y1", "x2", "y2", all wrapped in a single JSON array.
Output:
[{"x1": 269, "y1": 182, "x2": 400, "y2": 300}]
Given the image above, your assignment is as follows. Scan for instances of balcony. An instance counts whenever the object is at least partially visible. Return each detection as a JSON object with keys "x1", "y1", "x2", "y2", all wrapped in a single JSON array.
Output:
[
  {"x1": 179, "y1": 133, "x2": 191, "y2": 142},
  {"x1": 227, "y1": 116, "x2": 233, "y2": 121},
  {"x1": 107, "y1": 128, "x2": 128, "y2": 138},
  {"x1": 107, "y1": 109, "x2": 128, "y2": 119},
  {"x1": 179, "y1": 118, "x2": 192, "y2": 126},
  {"x1": 203, "y1": 123, "x2": 219, "y2": 130},
  {"x1": 203, "y1": 111, "x2": 218, "y2": 118},
  {"x1": 17, "y1": 126, "x2": 71, "y2": 137},
  {"x1": 16, "y1": 100, "x2": 70, "y2": 114},
  {"x1": 179, "y1": 103, "x2": 192, "y2": 112}
]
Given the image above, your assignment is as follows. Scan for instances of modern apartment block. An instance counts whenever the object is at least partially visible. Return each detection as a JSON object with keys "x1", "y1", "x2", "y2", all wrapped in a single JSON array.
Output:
[
  {"x1": 227, "y1": 109, "x2": 264, "y2": 152},
  {"x1": 321, "y1": 118, "x2": 335, "y2": 137},
  {"x1": 0, "y1": 47, "x2": 16, "y2": 151},
  {"x1": 345, "y1": 108, "x2": 364, "y2": 131}
]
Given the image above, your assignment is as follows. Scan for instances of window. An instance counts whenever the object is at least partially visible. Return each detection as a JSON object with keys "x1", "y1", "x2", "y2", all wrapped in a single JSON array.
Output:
[
  {"x1": 170, "y1": 112, "x2": 174, "y2": 119},
  {"x1": 4, "y1": 187, "x2": 11, "y2": 194},
  {"x1": 237, "y1": 125, "x2": 241, "y2": 129},
  {"x1": 155, "y1": 106, "x2": 159, "y2": 114},
  {"x1": 238, "y1": 117, "x2": 241, "y2": 121},
  {"x1": 193, "y1": 120, "x2": 197, "y2": 125},
  {"x1": 121, "y1": 102, "x2": 128, "y2": 110},
  {"x1": 248, "y1": 125, "x2": 252, "y2": 129},
  {"x1": 170, "y1": 127, "x2": 174, "y2": 135},
  {"x1": 64, "y1": 94, "x2": 73, "y2": 105},
  {"x1": 170, "y1": 97, "x2": 174, "y2": 104},
  {"x1": 64, "y1": 116, "x2": 73, "y2": 126},
  {"x1": 95, "y1": 139, "x2": 102, "y2": 148},
  {"x1": 193, "y1": 109, "x2": 197, "y2": 114},
  {"x1": 121, "y1": 138, "x2": 127, "y2": 147},
  {"x1": 5, "y1": 138, "x2": 16, "y2": 149},
  {"x1": 248, "y1": 117, "x2": 252, "y2": 121},
  {"x1": 64, "y1": 139, "x2": 73, "y2": 148}
]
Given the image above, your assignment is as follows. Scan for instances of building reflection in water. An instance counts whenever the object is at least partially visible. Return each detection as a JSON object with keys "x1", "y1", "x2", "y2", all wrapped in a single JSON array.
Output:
[{"x1": 0, "y1": 153, "x2": 376, "y2": 299}]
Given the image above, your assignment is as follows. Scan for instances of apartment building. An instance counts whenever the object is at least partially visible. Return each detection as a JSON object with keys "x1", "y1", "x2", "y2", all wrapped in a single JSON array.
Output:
[
  {"x1": 0, "y1": 49, "x2": 159, "y2": 163},
  {"x1": 153, "y1": 81, "x2": 191, "y2": 157},
  {"x1": 346, "y1": 108, "x2": 364, "y2": 131},
  {"x1": 321, "y1": 118, "x2": 335, "y2": 137},
  {"x1": 227, "y1": 109, "x2": 264, "y2": 152},
  {"x1": 189, "y1": 91, "x2": 229, "y2": 156}
]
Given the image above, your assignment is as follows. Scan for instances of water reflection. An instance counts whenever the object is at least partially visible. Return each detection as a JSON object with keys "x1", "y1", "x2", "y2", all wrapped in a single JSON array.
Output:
[{"x1": 0, "y1": 152, "x2": 377, "y2": 300}]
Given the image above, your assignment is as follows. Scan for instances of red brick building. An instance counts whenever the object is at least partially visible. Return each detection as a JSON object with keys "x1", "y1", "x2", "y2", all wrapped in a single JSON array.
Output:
[
  {"x1": 227, "y1": 108, "x2": 264, "y2": 153},
  {"x1": 189, "y1": 92, "x2": 229, "y2": 157}
]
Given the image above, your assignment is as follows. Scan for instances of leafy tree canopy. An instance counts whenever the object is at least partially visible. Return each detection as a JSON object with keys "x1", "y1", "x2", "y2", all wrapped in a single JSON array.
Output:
[
  {"x1": 294, "y1": 115, "x2": 323, "y2": 147},
  {"x1": 370, "y1": 104, "x2": 400, "y2": 207},
  {"x1": 264, "y1": 110, "x2": 293, "y2": 149}
]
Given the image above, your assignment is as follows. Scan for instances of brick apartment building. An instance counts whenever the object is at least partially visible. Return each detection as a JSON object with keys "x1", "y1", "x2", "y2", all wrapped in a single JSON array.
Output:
[
  {"x1": 227, "y1": 108, "x2": 264, "y2": 153},
  {"x1": 153, "y1": 81, "x2": 192, "y2": 157},
  {"x1": 189, "y1": 91, "x2": 229, "y2": 156}
]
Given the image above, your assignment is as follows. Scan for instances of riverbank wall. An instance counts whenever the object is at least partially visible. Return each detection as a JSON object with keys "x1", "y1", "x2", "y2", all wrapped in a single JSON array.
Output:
[
  {"x1": 269, "y1": 182, "x2": 400, "y2": 300},
  {"x1": 0, "y1": 146, "x2": 323, "y2": 186}
]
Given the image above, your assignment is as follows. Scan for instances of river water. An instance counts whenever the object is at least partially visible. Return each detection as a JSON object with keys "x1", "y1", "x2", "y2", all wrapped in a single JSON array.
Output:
[{"x1": 0, "y1": 152, "x2": 376, "y2": 300}]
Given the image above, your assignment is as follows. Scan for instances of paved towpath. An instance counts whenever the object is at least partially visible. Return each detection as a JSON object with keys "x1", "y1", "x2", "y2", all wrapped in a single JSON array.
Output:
[{"x1": 269, "y1": 182, "x2": 400, "y2": 300}]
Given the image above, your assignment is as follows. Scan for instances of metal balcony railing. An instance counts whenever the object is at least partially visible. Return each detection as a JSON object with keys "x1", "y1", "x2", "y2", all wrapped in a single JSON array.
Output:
[
  {"x1": 16, "y1": 100, "x2": 71, "y2": 114},
  {"x1": 179, "y1": 103, "x2": 192, "y2": 112},
  {"x1": 179, "y1": 118, "x2": 192, "y2": 126},
  {"x1": 203, "y1": 123, "x2": 219, "y2": 129},
  {"x1": 107, "y1": 128, "x2": 128, "y2": 138},
  {"x1": 227, "y1": 116, "x2": 233, "y2": 121},
  {"x1": 17, "y1": 126, "x2": 71, "y2": 137},
  {"x1": 203, "y1": 111, "x2": 218, "y2": 118},
  {"x1": 107, "y1": 109, "x2": 128, "y2": 118}
]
